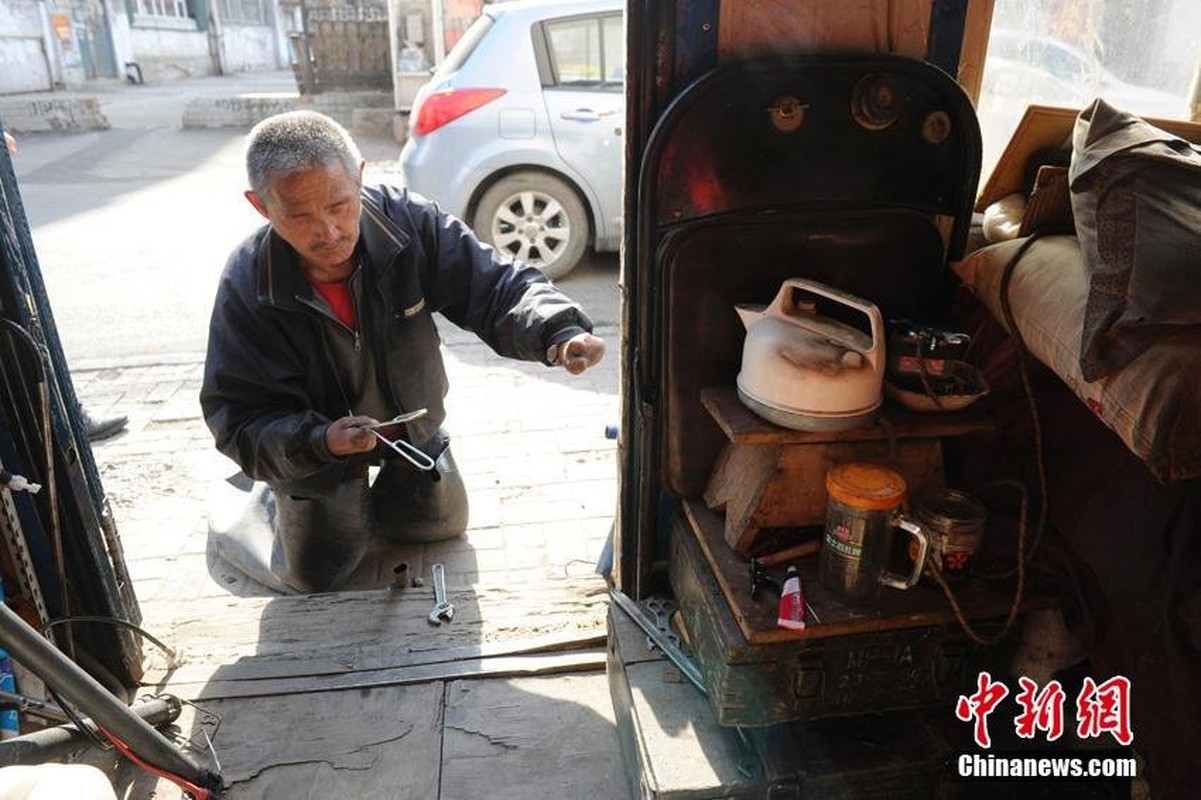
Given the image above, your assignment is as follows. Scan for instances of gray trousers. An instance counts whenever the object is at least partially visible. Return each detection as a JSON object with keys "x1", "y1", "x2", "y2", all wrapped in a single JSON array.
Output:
[{"x1": 212, "y1": 437, "x2": 468, "y2": 594}]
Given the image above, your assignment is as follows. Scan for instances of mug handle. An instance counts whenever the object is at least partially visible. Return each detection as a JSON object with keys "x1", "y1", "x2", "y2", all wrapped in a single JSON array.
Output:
[{"x1": 879, "y1": 516, "x2": 929, "y2": 590}]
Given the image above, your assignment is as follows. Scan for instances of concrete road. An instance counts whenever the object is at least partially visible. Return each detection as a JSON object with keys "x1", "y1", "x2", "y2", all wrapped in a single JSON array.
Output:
[{"x1": 8, "y1": 72, "x2": 620, "y2": 367}]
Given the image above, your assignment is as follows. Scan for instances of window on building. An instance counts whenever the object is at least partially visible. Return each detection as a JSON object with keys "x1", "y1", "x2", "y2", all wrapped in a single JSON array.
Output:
[
  {"x1": 133, "y1": 0, "x2": 192, "y2": 20},
  {"x1": 221, "y1": 0, "x2": 264, "y2": 24}
]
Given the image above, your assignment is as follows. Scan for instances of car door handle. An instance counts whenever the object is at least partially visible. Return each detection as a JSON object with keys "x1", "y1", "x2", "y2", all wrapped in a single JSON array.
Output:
[{"x1": 560, "y1": 108, "x2": 618, "y2": 122}]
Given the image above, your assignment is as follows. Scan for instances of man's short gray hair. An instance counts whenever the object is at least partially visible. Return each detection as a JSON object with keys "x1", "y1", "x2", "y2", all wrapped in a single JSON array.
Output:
[{"x1": 245, "y1": 110, "x2": 363, "y2": 200}]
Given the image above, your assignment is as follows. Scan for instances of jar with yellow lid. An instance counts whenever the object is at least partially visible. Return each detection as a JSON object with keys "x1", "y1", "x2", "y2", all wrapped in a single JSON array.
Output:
[{"x1": 819, "y1": 462, "x2": 930, "y2": 604}]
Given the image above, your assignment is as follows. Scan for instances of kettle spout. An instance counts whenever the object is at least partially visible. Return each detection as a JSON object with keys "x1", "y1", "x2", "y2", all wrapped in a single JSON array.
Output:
[{"x1": 735, "y1": 303, "x2": 766, "y2": 331}]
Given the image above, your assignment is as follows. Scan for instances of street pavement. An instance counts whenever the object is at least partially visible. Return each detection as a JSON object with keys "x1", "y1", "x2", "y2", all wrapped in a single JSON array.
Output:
[{"x1": 8, "y1": 69, "x2": 620, "y2": 366}]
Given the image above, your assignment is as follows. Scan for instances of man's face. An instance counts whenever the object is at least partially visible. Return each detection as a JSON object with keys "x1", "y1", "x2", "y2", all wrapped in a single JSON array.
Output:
[{"x1": 246, "y1": 161, "x2": 364, "y2": 281}]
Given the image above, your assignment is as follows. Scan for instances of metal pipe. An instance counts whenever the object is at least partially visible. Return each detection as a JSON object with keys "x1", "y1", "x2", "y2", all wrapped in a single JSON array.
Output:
[
  {"x1": 0, "y1": 688, "x2": 70, "y2": 723},
  {"x1": 0, "y1": 695, "x2": 180, "y2": 766},
  {"x1": 0, "y1": 602, "x2": 221, "y2": 790}
]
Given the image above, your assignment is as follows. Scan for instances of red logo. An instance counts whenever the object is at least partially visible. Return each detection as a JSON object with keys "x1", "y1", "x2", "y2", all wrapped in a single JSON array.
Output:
[
  {"x1": 956, "y1": 672, "x2": 1134, "y2": 748},
  {"x1": 1014, "y1": 677, "x2": 1066, "y2": 741},
  {"x1": 1076, "y1": 676, "x2": 1133, "y2": 746},
  {"x1": 956, "y1": 671, "x2": 1010, "y2": 748}
]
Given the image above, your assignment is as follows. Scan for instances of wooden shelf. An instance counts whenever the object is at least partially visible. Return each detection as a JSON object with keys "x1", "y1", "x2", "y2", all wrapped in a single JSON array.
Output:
[
  {"x1": 700, "y1": 386, "x2": 993, "y2": 445},
  {"x1": 681, "y1": 498, "x2": 1030, "y2": 646},
  {"x1": 701, "y1": 386, "x2": 994, "y2": 554}
]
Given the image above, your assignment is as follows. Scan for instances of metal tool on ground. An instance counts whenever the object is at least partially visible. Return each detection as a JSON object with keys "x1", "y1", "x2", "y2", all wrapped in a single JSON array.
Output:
[{"x1": 427, "y1": 563, "x2": 454, "y2": 625}]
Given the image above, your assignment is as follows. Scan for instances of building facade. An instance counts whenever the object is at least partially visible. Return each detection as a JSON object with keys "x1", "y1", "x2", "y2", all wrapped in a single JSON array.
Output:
[{"x1": 0, "y1": 0, "x2": 289, "y2": 92}]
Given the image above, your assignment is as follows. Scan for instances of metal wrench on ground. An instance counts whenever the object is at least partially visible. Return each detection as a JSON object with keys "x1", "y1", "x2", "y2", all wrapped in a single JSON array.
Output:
[{"x1": 428, "y1": 563, "x2": 454, "y2": 625}]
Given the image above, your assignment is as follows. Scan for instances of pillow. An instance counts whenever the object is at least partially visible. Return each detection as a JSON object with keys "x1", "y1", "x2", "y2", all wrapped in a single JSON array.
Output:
[
  {"x1": 981, "y1": 193, "x2": 1026, "y2": 243},
  {"x1": 955, "y1": 236, "x2": 1201, "y2": 483},
  {"x1": 1069, "y1": 99, "x2": 1201, "y2": 381}
]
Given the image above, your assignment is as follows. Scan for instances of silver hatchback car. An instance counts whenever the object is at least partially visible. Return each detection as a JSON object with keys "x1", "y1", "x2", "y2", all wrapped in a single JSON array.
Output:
[{"x1": 399, "y1": 0, "x2": 624, "y2": 279}]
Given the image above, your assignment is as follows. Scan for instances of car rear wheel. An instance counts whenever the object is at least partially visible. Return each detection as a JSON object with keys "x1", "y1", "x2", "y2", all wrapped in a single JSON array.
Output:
[{"x1": 473, "y1": 173, "x2": 589, "y2": 280}]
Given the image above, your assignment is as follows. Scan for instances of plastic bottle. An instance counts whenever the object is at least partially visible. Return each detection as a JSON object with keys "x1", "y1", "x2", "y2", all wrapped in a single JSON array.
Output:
[{"x1": 776, "y1": 565, "x2": 806, "y2": 630}]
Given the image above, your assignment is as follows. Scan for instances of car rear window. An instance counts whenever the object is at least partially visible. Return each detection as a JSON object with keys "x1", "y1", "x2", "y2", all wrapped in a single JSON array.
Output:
[{"x1": 436, "y1": 12, "x2": 495, "y2": 76}]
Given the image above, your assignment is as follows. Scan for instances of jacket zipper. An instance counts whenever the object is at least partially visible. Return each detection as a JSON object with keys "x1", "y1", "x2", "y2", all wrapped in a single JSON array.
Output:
[{"x1": 298, "y1": 297, "x2": 359, "y2": 349}]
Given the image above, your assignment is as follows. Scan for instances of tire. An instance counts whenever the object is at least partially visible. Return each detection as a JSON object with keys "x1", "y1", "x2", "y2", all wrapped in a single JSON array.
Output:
[{"x1": 472, "y1": 172, "x2": 590, "y2": 280}]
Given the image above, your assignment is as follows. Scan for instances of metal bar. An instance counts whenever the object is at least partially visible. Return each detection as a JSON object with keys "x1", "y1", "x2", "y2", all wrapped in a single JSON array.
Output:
[
  {"x1": 0, "y1": 601, "x2": 220, "y2": 790},
  {"x1": 926, "y1": 0, "x2": 969, "y2": 78},
  {"x1": 609, "y1": 588, "x2": 705, "y2": 693},
  {"x1": 0, "y1": 695, "x2": 180, "y2": 766},
  {"x1": 184, "y1": 649, "x2": 608, "y2": 702},
  {"x1": 0, "y1": 457, "x2": 51, "y2": 630},
  {"x1": 0, "y1": 688, "x2": 70, "y2": 723},
  {"x1": 674, "y1": 0, "x2": 720, "y2": 89}
]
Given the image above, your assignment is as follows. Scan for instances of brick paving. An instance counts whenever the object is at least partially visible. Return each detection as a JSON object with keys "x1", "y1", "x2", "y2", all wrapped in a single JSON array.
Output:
[{"x1": 73, "y1": 319, "x2": 620, "y2": 606}]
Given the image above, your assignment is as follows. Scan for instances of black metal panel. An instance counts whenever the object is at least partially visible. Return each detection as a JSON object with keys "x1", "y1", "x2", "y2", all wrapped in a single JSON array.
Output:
[
  {"x1": 674, "y1": 0, "x2": 720, "y2": 88},
  {"x1": 648, "y1": 56, "x2": 980, "y2": 241},
  {"x1": 926, "y1": 0, "x2": 969, "y2": 79},
  {"x1": 621, "y1": 52, "x2": 982, "y2": 596}
]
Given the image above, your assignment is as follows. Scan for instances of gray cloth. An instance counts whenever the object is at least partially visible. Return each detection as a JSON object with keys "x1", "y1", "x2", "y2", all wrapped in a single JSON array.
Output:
[
  {"x1": 1069, "y1": 98, "x2": 1201, "y2": 380},
  {"x1": 211, "y1": 435, "x2": 467, "y2": 593}
]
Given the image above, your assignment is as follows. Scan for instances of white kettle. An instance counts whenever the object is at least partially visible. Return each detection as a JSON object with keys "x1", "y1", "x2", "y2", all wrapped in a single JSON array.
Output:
[{"x1": 735, "y1": 278, "x2": 884, "y2": 431}]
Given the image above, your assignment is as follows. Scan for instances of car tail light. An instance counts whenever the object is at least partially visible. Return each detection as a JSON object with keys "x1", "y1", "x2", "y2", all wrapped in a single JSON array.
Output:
[{"x1": 412, "y1": 88, "x2": 507, "y2": 136}]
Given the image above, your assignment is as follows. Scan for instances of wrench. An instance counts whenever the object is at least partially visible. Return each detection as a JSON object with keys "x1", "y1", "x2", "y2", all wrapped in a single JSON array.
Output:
[{"x1": 428, "y1": 563, "x2": 454, "y2": 625}]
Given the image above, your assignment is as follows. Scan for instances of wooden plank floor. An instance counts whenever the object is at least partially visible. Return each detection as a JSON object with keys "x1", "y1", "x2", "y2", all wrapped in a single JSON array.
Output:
[{"x1": 72, "y1": 322, "x2": 625, "y2": 798}]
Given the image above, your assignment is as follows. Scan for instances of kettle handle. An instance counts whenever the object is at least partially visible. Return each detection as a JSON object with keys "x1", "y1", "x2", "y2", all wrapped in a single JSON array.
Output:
[{"x1": 766, "y1": 278, "x2": 884, "y2": 357}]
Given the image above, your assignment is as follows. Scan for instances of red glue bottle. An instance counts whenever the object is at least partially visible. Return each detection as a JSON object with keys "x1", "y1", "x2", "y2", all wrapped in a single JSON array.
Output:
[{"x1": 777, "y1": 565, "x2": 806, "y2": 630}]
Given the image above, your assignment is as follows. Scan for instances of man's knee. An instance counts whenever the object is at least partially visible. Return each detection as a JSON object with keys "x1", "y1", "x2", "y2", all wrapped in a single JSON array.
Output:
[
  {"x1": 277, "y1": 558, "x2": 359, "y2": 593},
  {"x1": 273, "y1": 480, "x2": 372, "y2": 592},
  {"x1": 0, "y1": 764, "x2": 118, "y2": 800}
]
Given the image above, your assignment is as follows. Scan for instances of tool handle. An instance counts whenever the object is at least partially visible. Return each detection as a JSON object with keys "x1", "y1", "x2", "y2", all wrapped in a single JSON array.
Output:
[{"x1": 755, "y1": 539, "x2": 820, "y2": 567}]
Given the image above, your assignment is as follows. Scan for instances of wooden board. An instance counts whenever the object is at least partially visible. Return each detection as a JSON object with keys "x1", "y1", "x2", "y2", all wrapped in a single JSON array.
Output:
[
  {"x1": 169, "y1": 649, "x2": 608, "y2": 702},
  {"x1": 138, "y1": 575, "x2": 610, "y2": 690},
  {"x1": 975, "y1": 104, "x2": 1201, "y2": 211},
  {"x1": 701, "y1": 388, "x2": 993, "y2": 447},
  {"x1": 718, "y1": 0, "x2": 932, "y2": 62},
  {"x1": 177, "y1": 682, "x2": 443, "y2": 799},
  {"x1": 954, "y1": 0, "x2": 997, "y2": 105},
  {"x1": 439, "y1": 672, "x2": 630, "y2": 800}
]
